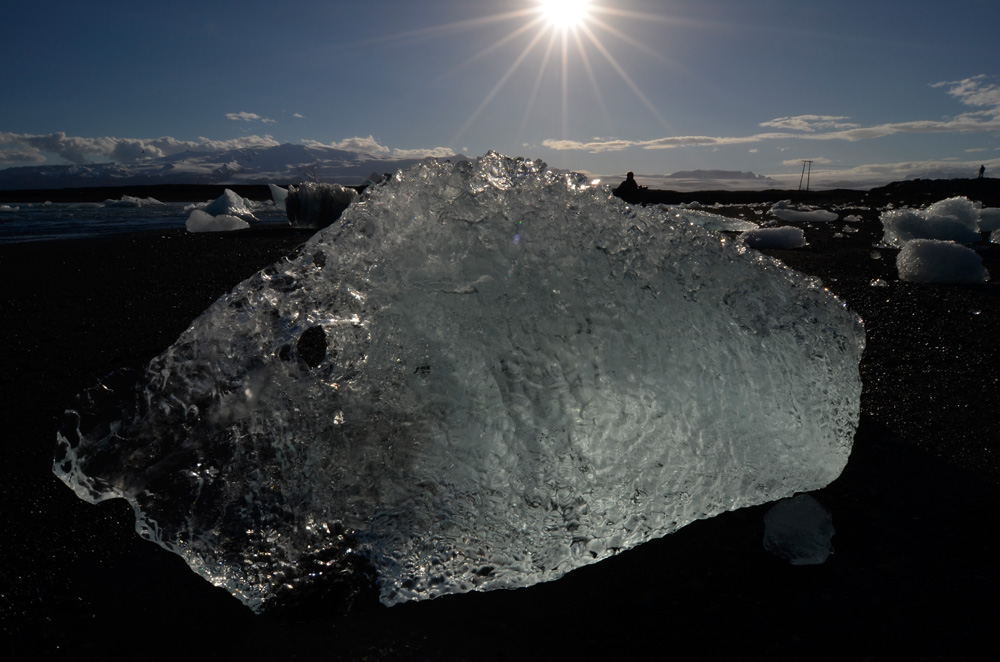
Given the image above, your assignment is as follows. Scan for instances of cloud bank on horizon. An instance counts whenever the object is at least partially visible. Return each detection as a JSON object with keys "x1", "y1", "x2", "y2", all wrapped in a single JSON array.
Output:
[
  {"x1": 0, "y1": 131, "x2": 455, "y2": 167},
  {"x1": 3, "y1": 74, "x2": 997, "y2": 189},
  {"x1": 2, "y1": 0, "x2": 999, "y2": 189},
  {"x1": 543, "y1": 76, "x2": 1000, "y2": 153}
]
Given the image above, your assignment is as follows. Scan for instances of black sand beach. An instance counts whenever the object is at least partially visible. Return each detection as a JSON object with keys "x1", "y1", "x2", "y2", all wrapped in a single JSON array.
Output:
[{"x1": 2, "y1": 181, "x2": 998, "y2": 660}]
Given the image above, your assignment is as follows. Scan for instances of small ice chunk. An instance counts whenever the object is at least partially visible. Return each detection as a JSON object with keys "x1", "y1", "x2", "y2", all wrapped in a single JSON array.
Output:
[
  {"x1": 896, "y1": 239, "x2": 989, "y2": 283},
  {"x1": 104, "y1": 195, "x2": 164, "y2": 208},
  {"x1": 185, "y1": 209, "x2": 249, "y2": 233},
  {"x1": 773, "y1": 208, "x2": 839, "y2": 223},
  {"x1": 980, "y1": 208, "x2": 1000, "y2": 233},
  {"x1": 740, "y1": 226, "x2": 806, "y2": 249},
  {"x1": 880, "y1": 197, "x2": 982, "y2": 247},
  {"x1": 200, "y1": 189, "x2": 257, "y2": 221},
  {"x1": 763, "y1": 494, "x2": 834, "y2": 565},
  {"x1": 268, "y1": 183, "x2": 288, "y2": 209}
]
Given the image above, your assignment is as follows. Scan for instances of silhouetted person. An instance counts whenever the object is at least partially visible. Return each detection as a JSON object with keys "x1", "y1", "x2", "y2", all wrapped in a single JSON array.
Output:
[
  {"x1": 979, "y1": 164, "x2": 986, "y2": 179},
  {"x1": 614, "y1": 171, "x2": 642, "y2": 203}
]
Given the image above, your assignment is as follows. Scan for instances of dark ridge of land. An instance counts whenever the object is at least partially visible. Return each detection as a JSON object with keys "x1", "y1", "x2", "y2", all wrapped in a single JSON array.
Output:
[
  {"x1": 865, "y1": 176, "x2": 1000, "y2": 207},
  {"x1": 0, "y1": 183, "x2": 289, "y2": 204},
  {"x1": 0, "y1": 183, "x2": 374, "y2": 205},
  {"x1": 2, "y1": 189, "x2": 999, "y2": 659},
  {"x1": 6, "y1": 175, "x2": 996, "y2": 208},
  {"x1": 629, "y1": 176, "x2": 1000, "y2": 207},
  {"x1": 638, "y1": 187, "x2": 869, "y2": 206}
]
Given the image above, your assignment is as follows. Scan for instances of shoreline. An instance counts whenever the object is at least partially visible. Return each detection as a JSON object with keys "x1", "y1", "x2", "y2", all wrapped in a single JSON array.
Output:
[
  {"x1": 2, "y1": 175, "x2": 997, "y2": 207},
  {"x1": 0, "y1": 183, "x2": 283, "y2": 204}
]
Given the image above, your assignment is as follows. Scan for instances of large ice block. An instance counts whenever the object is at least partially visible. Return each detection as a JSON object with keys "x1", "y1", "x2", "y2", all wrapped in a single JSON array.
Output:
[{"x1": 55, "y1": 153, "x2": 864, "y2": 612}]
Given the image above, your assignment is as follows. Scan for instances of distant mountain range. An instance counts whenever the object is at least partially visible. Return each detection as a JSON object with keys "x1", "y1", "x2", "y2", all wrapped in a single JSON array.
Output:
[
  {"x1": 0, "y1": 143, "x2": 465, "y2": 190},
  {"x1": 621, "y1": 169, "x2": 779, "y2": 192},
  {"x1": 662, "y1": 169, "x2": 773, "y2": 181}
]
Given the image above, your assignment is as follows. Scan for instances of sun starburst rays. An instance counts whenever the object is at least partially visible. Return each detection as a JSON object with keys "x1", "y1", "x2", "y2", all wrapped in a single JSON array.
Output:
[
  {"x1": 362, "y1": 1, "x2": 680, "y2": 150},
  {"x1": 451, "y1": 1, "x2": 678, "y2": 146}
]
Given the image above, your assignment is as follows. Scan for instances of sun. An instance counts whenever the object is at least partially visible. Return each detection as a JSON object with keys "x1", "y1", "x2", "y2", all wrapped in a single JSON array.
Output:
[
  {"x1": 362, "y1": 1, "x2": 675, "y2": 146},
  {"x1": 539, "y1": 0, "x2": 591, "y2": 30}
]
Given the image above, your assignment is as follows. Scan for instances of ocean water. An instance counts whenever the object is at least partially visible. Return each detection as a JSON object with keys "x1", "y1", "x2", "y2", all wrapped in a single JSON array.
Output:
[{"x1": 0, "y1": 199, "x2": 289, "y2": 244}]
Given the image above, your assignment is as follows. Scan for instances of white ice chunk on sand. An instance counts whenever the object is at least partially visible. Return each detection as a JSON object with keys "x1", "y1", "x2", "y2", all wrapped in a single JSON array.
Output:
[
  {"x1": 739, "y1": 226, "x2": 806, "y2": 249},
  {"x1": 773, "y1": 208, "x2": 838, "y2": 223},
  {"x1": 54, "y1": 153, "x2": 865, "y2": 613},
  {"x1": 896, "y1": 239, "x2": 989, "y2": 283},
  {"x1": 770, "y1": 201, "x2": 838, "y2": 223},
  {"x1": 880, "y1": 196, "x2": 983, "y2": 247},
  {"x1": 200, "y1": 188, "x2": 258, "y2": 221},
  {"x1": 185, "y1": 209, "x2": 250, "y2": 233},
  {"x1": 104, "y1": 195, "x2": 164, "y2": 208},
  {"x1": 268, "y1": 183, "x2": 289, "y2": 209},
  {"x1": 979, "y1": 207, "x2": 1000, "y2": 233},
  {"x1": 762, "y1": 494, "x2": 834, "y2": 565}
]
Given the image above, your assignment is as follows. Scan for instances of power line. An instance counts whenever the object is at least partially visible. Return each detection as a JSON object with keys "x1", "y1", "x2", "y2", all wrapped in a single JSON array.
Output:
[{"x1": 798, "y1": 160, "x2": 813, "y2": 191}]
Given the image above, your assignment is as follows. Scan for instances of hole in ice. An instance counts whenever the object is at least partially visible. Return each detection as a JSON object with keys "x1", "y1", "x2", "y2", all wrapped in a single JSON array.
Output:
[{"x1": 296, "y1": 326, "x2": 327, "y2": 368}]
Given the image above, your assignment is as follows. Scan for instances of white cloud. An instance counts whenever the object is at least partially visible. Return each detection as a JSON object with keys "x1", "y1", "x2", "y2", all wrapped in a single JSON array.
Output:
[
  {"x1": 781, "y1": 157, "x2": 832, "y2": 166},
  {"x1": 748, "y1": 148, "x2": 758, "y2": 153},
  {"x1": 301, "y1": 136, "x2": 455, "y2": 159},
  {"x1": 0, "y1": 148, "x2": 46, "y2": 165},
  {"x1": 0, "y1": 131, "x2": 280, "y2": 165},
  {"x1": 225, "y1": 111, "x2": 276, "y2": 124},
  {"x1": 543, "y1": 134, "x2": 775, "y2": 152},
  {"x1": 931, "y1": 75, "x2": 1000, "y2": 111},
  {"x1": 544, "y1": 77, "x2": 1000, "y2": 154},
  {"x1": 0, "y1": 131, "x2": 459, "y2": 167},
  {"x1": 390, "y1": 146, "x2": 456, "y2": 159},
  {"x1": 293, "y1": 113, "x2": 304, "y2": 119},
  {"x1": 191, "y1": 135, "x2": 281, "y2": 152},
  {"x1": 303, "y1": 135, "x2": 391, "y2": 155},
  {"x1": 759, "y1": 115, "x2": 860, "y2": 132}
]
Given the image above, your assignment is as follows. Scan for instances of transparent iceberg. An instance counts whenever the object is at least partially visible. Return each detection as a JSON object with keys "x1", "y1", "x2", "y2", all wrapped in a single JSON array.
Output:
[{"x1": 54, "y1": 153, "x2": 864, "y2": 612}]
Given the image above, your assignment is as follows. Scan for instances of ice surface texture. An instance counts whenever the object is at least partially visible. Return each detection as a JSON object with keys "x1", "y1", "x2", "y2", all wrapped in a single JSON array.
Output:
[
  {"x1": 285, "y1": 182, "x2": 357, "y2": 229},
  {"x1": 54, "y1": 153, "x2": 864, "y2": 612},
  {"x1": 896, "y1": 239, "x2": 989, "y2": 283}
]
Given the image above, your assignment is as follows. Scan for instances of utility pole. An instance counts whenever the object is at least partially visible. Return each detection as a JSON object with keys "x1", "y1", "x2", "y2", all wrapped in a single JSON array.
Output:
[{"x1": 798, "y1": 160, "x2": 813, "y2": 191}]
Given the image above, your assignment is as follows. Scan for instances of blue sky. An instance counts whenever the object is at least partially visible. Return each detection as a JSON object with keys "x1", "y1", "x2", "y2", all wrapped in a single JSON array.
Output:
[{"x1": 2, "y1": 0, "x2": 999, "y2": 187}]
